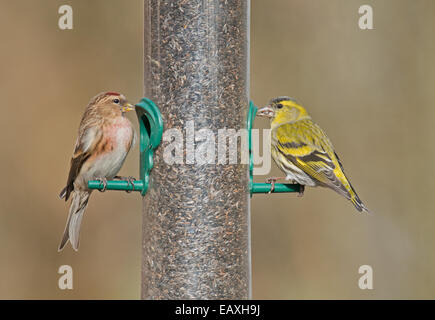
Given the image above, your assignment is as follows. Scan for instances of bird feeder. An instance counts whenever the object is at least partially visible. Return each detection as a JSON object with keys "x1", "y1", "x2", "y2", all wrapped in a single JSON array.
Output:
[
  {"x1": 88, "y1": 0, "x2": 300, "y2": 300},
  {"x1": 142, "y1": 0, "x2": 251, "y2": 300}
]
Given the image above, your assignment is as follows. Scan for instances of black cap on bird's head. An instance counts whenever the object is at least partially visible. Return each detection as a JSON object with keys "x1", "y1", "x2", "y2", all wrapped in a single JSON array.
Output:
[
  {"x1": 270, "y1": 96, "x2": 297, "y2": 105},
  {"x1": 257, "y1": 96, "x2": 297, "y2": 118}
]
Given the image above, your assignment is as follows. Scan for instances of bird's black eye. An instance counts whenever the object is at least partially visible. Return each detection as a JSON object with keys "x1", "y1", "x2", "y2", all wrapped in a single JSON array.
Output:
[
  {"x1": 113, "y1": 99, "x2": 120, "y2": 104},
  {"x1": 276, "y1": 103, "x2": 283, "y2": 109}
]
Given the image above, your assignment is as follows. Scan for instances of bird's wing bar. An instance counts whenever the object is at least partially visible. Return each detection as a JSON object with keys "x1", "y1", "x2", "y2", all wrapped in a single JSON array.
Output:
[
  {"x1": 295, "y1": 153, "x2": 350, "y2": 199},
  {"x1": 275, "y1": 123, "x2": 351, "y2": 199}
]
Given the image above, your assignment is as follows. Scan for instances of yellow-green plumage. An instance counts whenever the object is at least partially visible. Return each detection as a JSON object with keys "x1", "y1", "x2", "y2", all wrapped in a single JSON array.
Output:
[{"x1": 262, "y1": 97, "x2": 369, "y2": 213}]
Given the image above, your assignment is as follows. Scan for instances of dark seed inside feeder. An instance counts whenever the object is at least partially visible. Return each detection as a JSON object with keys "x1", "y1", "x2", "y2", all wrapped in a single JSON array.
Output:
[{"x1": 142, "y1": 0, "x2": 250, "y2": 299}]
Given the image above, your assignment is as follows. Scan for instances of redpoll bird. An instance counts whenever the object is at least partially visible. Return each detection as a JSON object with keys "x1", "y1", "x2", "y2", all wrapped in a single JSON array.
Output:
[{"x1": 58, "y1": 92, "x2": 136, "y2": 251}]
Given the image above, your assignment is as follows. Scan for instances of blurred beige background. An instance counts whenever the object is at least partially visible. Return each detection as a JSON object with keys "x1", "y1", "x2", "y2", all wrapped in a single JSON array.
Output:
[{"x1": 0, "y1": 0, "x2": 434, "y2": 299}]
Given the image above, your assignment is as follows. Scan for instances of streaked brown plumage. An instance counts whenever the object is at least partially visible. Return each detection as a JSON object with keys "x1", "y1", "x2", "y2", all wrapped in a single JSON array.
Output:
[{"x1": 58, "y1": 92, "x2": 136, "y2": 251}]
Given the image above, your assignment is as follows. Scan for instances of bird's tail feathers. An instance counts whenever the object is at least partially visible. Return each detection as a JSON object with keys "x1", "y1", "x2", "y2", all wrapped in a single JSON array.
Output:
[
  {"x1": 59, "y1": 186, "x2": 67, "y2": 200},
  {"x1": 350, "y1": 192, "x2": 372, "y2": 214},
  {"x1": 58, "y1": 191, "x2": 90, "y2": 251},
  {"x1": 337, "y1": 178, "x2": 372, "y2": 215}
]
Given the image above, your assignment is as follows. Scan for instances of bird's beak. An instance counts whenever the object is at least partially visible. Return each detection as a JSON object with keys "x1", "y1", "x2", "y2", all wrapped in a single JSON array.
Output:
[
  {"x1": 256, "y1": 105, "x2": 274, "y2": 118},
  {"x1": 122, "y1": 103, "x2": 135, "y2": 113}
]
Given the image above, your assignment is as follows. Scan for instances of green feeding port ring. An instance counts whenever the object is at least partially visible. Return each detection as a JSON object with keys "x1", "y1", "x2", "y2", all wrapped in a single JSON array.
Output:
[
  {"x1": 248, "y1": 101, "x2": 301, "y2": 195},
  {"x1": 88, "y1": 98, "x2": 163, "y2": 195},
  {"x1": 135, "y1": 98, "x2": 163, "y2": 195}
]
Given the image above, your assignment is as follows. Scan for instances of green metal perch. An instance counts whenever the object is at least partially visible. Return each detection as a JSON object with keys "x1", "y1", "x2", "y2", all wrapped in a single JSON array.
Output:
[
  {"x1": 251, "y1": 183, "x2": 300, "y2": 193},
  {"x1": 88, "y1": 180, "x2": 144, "y2": 192}
]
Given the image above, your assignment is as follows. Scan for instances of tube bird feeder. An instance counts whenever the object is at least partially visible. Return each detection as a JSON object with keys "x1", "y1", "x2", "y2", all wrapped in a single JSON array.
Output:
[{"x1": 142, "y1": 0, "x2": 251, "y2": 299}]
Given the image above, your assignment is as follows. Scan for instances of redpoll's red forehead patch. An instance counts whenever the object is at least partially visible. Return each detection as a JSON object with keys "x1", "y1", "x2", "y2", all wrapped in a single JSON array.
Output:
[{"x1": 105, "y1": 91, "x2": 121, "y2": 96}]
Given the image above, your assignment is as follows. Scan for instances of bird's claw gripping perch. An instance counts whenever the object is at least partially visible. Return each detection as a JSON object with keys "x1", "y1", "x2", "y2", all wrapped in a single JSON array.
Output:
[
  {"x1": 298, "y1": 185, "x2": 305, "y2": 197},
  {"x1": 96, "y1": 177, "x2": 108, "y2": 192},
  {"x1": 266, "y1": 178, "x2": 276, "y2": 194},
  {"x1": 114, "y1": 176, "x2": 137, "y2": 193},
  {"x1": 125, "y1": 176, "x2": 137, "y2": 193},
  {"x1": 266, "y1": 177, "x2": 285, "y2": 194}
]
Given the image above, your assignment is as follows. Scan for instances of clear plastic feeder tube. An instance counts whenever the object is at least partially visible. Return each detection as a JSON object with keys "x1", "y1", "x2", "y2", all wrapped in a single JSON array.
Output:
[{"x1": 142, "y1": 0, "x2": 251, "y2": 299}]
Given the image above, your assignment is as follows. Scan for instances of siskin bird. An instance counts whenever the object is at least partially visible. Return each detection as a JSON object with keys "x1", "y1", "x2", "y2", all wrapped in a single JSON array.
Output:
[
  {"x1": 257, "y1": 96, "x2": 369, "y2": 213},
  {"x1": 58, "y1": 92, "x2": 136, "y2": 251}
]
